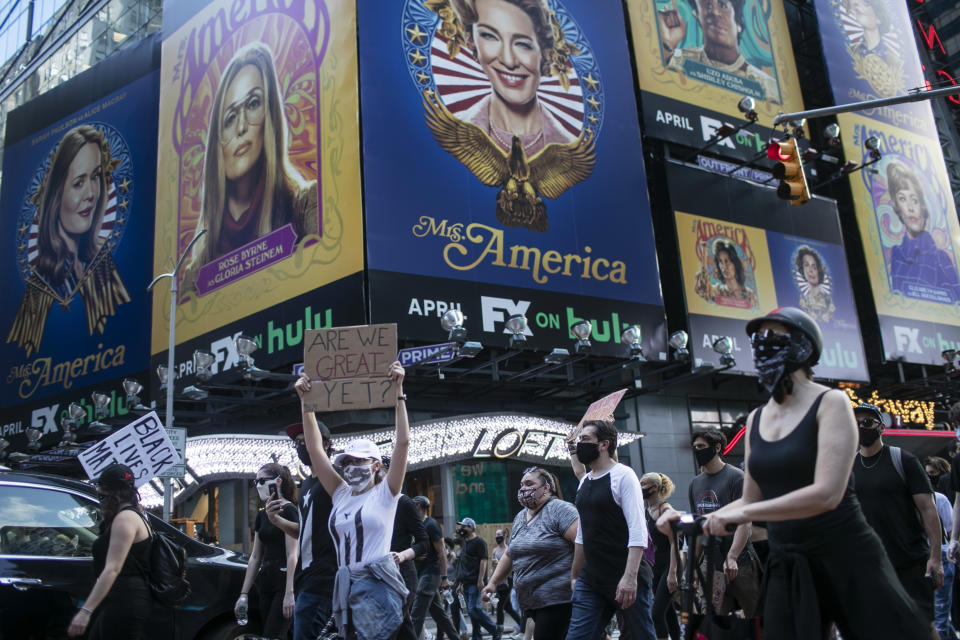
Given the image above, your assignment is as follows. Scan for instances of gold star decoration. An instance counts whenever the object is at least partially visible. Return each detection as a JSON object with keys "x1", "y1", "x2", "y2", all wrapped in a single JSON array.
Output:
[
  {"x1": 424, "y1": 88, "x2": 436, "y2": 99},
  {"x1": 116, "y1": 216, "x2": 125, "y2": 226},
  {"x1": 407, "y1": 24, "x2": 427, "y2": 45},
  {"x1": 18, "y1": 223, "x2": 28, "y2": 236},
  {"x1": 117, "y1": 177, "x2": 131, "y2": 193},
  {"x1": 409, "y1": 50, "x2": 427, "y2": 66},
  {"x1": 417, "y1": 71, "x2": 430, "y2": 84},
  {"x1": 18, "y1": 241, "x2": 25, "y2": 252},
  {"x1": 587, "y1": 114, "x2": 598, "y2": 125},
  {"x1": 586, "y1": 96, "x2": 601, "y2": 111},
  {"x1": 583, "y1": 73, "x2": 599, "y2": 91},
  {"x1": 119, "y1": 198, "x2": 128, "y2": 211}
]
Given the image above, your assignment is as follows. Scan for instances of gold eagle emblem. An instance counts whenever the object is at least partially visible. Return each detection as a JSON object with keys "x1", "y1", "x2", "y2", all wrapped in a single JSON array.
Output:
[{"x1": 424, "y1": 96, "x2": 596, "y2": 233}]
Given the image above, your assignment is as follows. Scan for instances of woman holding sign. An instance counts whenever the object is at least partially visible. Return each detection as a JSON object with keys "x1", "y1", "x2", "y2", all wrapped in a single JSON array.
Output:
[
  {"x1": 294, "y1": 360, "x2": 414, "y2": 640},
  {"x1": 68, "y1": 463, "x2": 152, "y2": 638}
]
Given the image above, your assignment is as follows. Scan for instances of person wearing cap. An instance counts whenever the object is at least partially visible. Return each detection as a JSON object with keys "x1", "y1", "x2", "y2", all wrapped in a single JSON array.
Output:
[
  {"x1": 266, "y1": 421, "x2": 339, "y2": 640},
  {"x1": 853, "y1": 402, "x2": 943, "y2": 629},
  {"x1": 68, "y1": 463, "x2": 153, "y2": 638},
  {"x1": 294, "y1": 361, "x2": 413, "y2": 640},
  {"x1": 454, "y1": 516, "x2": 500, "y2": 640},
  {"x1": 658, "y1": 307, "x2": 929, "y2": 639},
  {"x1": 411, "y1": 496, "x2": 461, "y2": 639},
  {"x1": 385, "y1": 462, "x2": 430, "y2": 626}
]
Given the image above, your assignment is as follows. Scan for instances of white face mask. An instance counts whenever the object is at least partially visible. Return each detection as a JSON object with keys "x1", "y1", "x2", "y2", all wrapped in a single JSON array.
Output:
[
  {"x1": 343, "y1": 463, "x2": 375, "y2": 490},
  {"x1": 256, "y1": 483, "x2": 271, "y2": 502}
]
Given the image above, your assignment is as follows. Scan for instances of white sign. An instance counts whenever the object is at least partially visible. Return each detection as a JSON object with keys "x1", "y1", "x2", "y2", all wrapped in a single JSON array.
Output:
[
  {"x1": 158, "y1": 427, "x2": 187, "y2": 479},
  {"x1": 78, "y1": 412, "x2": 181, "y2": 487}
]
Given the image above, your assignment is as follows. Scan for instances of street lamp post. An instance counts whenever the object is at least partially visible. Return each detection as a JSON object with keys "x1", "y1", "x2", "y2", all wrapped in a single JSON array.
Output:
[{"x1": 147, "y1": 229, "x2": 205, "y2": 522}]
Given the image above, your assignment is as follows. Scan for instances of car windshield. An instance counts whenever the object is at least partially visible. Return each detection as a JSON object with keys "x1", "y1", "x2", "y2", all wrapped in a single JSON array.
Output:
[{"x1": 0, "y1": 484, "x2": 101, "y2": 557}]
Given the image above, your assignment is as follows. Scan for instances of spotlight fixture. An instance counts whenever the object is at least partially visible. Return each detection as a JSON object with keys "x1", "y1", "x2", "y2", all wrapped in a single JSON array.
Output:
[
  {"x1": 0, "y1": 437, "x2": 8, "y2": 460},
  {"x1": 712, "y1": 336, "x2": 736, "y2": 367},
  {"x1": 620, "y1": 325, "x2": 646, "y2": 361},
  {"x1": 441, "y1": 309, "x2": 468, "y2": 345},
  {"x1": 458, "y1": 341, "x2": 483, "y2": 358},
  {"x1": 236, "y1": 334, "x2": 273, "y2": 380},
  {"x1": 122, "y1": 379, "x2": 149, "y2": 411},
  {"x1": 156, "y1": 364, "x2": 169, "y2": 389},
  {"x1": 737, "y1": 96, "x2": 757, "y2": 121},
  {"x1": 571, "y1": 320, "x2": 592, "y2": 354},
  {"x1": 236, "y1": 334, "x2": 258, "y2": 360},
  {"x1": 67, "y1": 402, "x2": 86, "y2": 424},
  {"x1": 505, "y1": 314, "x2": 528, "y2": 350},
  {"x1": 864, "y1": 135, "x2": 881, "y2": 160},
  {"x1": 669, "y1": 330, "x2": 690, "y2": 362},
  {"x1": 182, "y1": 385, "x2": 209, "y2": 401},
  {"x1": 823, "y1": 123, "x2": 840, "y2": 146},
  {"x1": 193, "y1": 350, "x2": 215, "y2": 382},
  {"x1": 944, "y1": 349, "x2": 958, "y2": 371},
  {"x1": 87, "y1": 392, "x2": 112, "y2": 433},
  {"x1": 544, "y1": 348, "x2": 570, "y2": 364},
  {"x1": 25, "y1": 426, "x2": 42, "y2": 451}
]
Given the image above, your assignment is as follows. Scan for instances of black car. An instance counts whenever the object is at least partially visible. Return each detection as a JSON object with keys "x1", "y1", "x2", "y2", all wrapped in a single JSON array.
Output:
[{"x1": 0, "y1": 470, "x2": 260, "y2": 639}]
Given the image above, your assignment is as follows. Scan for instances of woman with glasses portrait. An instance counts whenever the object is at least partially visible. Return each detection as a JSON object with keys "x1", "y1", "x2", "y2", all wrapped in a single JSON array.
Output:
[{"x1": 182, "y1": 42, "x2": 318, "y2": 295}]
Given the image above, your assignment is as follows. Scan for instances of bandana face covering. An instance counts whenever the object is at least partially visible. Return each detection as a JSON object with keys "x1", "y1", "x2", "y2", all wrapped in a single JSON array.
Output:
[
  {"x1": 343, "y1": 463, "x2": 375, "y2": 490},
  {"x1": 752, "y1": 330, "x2": 791, "y2": 393}
]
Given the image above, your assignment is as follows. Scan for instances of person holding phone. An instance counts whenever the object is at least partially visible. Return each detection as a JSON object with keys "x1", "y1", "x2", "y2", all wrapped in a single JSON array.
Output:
[{"x1": 236, "y1": 463, "x2": 299, "y2": 639}]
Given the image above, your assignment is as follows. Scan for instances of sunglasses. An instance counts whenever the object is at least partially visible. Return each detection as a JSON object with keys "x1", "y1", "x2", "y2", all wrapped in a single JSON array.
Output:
[
  {"x1": 856, "y1": 418, "x2": 880, "y2": 429},
  {"x1": 254, "y1": 476, "x2": 278, "y2": 486},
  {"x1": 750, "y1": 329, "x2": 790, "y2": 348}
]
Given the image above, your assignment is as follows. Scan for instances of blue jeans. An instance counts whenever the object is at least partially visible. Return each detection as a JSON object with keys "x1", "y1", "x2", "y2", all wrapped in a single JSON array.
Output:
[
  {"x1": 293, "y1": 590, "x2": 332, "y2": 640},
  {"x1": 565, "y1": 575, "x2": 656, "y2": 640},
  {"x1": 464, "y1": 584, "x2": 498, "y2": 639},
  {"x1": 936, "y1": 547, "x2": 956, "y2": 640}
]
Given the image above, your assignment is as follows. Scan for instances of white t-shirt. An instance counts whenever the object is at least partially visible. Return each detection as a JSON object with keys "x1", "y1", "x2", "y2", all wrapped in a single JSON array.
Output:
[
  {"x1": 329, "y1": 479, "x2": 400, "y2": 569},
  {"x1": 574, "y1": 462, "x2": 648, "y2": 549}
]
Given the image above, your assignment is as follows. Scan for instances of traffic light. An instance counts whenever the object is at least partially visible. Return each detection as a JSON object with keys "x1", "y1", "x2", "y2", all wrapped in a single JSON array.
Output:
[{"x1": 767, "y1": 139, "x2": 811, "y2": 205}]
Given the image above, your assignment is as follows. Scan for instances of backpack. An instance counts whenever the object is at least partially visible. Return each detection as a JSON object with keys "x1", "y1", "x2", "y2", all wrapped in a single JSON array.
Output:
[
  {"x1": 130, "y1": 509, "x2": 192, "y2": 605},
  {"x1": 888, "y1": 447, "x2": 947, "y2": 542}
]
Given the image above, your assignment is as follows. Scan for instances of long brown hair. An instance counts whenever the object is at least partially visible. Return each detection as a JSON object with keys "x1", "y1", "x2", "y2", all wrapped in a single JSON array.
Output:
[
  {"x1": 259, "y1": 462, "x2": 297, "y2": 502},
  {"x1": 99, "y1": 485, "x2": 143, "y2": 530}
]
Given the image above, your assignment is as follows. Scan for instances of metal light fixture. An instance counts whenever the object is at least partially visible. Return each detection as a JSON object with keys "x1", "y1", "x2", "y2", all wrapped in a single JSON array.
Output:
[
  {"x1": 156, "y1": 364, "x2": 169, "y2": 389},
  {"x1": 122, "y1": 379, "x2": 149, "y2": 411},
  {"x1": 441, "y1": 309, "x2": 468, "y2": 345},
  {"x1": 0, "y1": 437, "x2": 8, "y2": 460},
  {"x1": 193, "y1": 350, "x2": 215, "y2": 382},
  {"x1": 737, "y1": 96, "x2": 757, "y2": 121},
  {"x1": 571, "y1": 320, "x2": 592, "y2": 354},
  {"x1": 505, "y1": 314, "x2": 528, "y2": 350},
  {"x1": 25, "y1": 427, "x2": 42, "y2": 451},
  {"x1": 864, "y1": 135, "x2": 881, "y2": 160},
  {"x1": 182, "y1": 385, "x2": 209, "y2": 401},
  {"x1": 544, "y1": 348, "x2": 570, "y2": 364},
  {"x1": 823, "y1": 123, "x2": 840, "y2": 146},
  {"x1": 712, "y1": 336, "x2": 736, "y2": 367},
  {"x1": 944, "y1": 349, "x2": 957, "y2": 371},
  {"x1": 236, "y1": 334, "x2": 258, "y2": 359},
  {"x1": 87, "y1": 392, "x2": 112, "y2": 434},
  {"x1": 669, "y1": 330, "x2": 690, "y2": 362},
  {"x1": 459, "y1": 341, "x2": 483, "y2": 358},
  {"x1": 621, "y1": 325, "x2": 646, "y2": 361}
]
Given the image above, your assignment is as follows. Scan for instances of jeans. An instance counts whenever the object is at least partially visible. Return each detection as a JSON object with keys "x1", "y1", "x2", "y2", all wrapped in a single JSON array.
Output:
[
  {"x1": 936, "y1": 546, "x2": 957, "y2": 640},
  {"x1": 464, "y1": 584, "x2": 498, "y2": 639},
  {"x1": 293, "y1": 590, "x2": 332, "y2": 640},
  {"x1": 565, "y1": 575, "x2": 656, "y2": 640}
]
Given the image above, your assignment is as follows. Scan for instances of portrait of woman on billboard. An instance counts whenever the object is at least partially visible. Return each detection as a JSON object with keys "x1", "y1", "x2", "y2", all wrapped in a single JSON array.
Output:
[
  {"x1": 793, "y1": 245, "x2": 835, "y2": 322},
  {"x1": 835, "y1": 0, "x2": 904, "y2": 98},
  {"x1": 182, "y1": 42, "x2": 318, "y2": 295},
  {"x1": 884, "y1": 162, "x2": 960, "y2": 303},
  {"x1": 7, "y1": 124, "x2": 129, "y2": 357},
  {"x1": 694, "y1": 239, "x2": 758, "y2": 309}
]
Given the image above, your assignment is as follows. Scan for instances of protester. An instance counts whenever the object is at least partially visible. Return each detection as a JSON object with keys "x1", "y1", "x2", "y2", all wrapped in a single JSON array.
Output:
[
  {"x1": 454, "y1": 517, "x2": 499, "y2": 640},
  {"x1": 927, "y1": 456, "x2": 953, "y2": 499},
  {"x1": 566, "y1": 420, "x2": 656, "y2": 640},
  {"x1": 386, "y1": 467, "x2": 430, "y2": 616},
  {"x1": 67, "y1": 463, "x2": 152, "y2": 639},
  {"x1": 235, "y1": 463, "x2": 298, "y2": 639},
  {"x1": 932, "y1": 480, "x2": 957, "y2": 640},
  {"x1": 490, "y1": 528, "x2": 522, "y2": 637},
  {"x1": 689, "y1": 427, "x2": 759, "y2": 618},
  {"x1": 853, "y1": 402, "x2": 943, "y2": 630},
  {"x1": 640, "y1": 472, "x2": 680, "y2": 640},
  {"x1": 483, "y1": 467, "x2": 579, "y2": 640},
  {"x1": 446, "y1": 536, "x2": 468, "y2": 637},
  {"x1": 295, "y1": 361, "x2": 414, "y2": 640},
  {"x1": 410, "y1": 496, "x2": 460, "y2": 639},
  {"x1": 266, "y1": 422, "x2": 338, "y2": 640},
  {"x1": 659, "y1": 307, "x2": 928, "y2": 639}
]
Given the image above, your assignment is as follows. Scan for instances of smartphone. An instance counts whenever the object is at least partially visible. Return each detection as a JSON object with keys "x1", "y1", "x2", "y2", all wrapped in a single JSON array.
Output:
[{"x1": 266, "y1": 479, "x2": 279, "y2": 501}]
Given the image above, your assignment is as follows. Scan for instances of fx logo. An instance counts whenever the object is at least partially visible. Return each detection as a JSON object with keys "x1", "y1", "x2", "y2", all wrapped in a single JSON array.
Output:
[
  {"x1": 893, "y1": 326, "x2": 922, "y2": 354},
  {"x1": 480, "y1": 297, "x2": 533, "y2": 335},
  {"x1": 210, "y1": 331, "x2": 244, "y2": 374},
  {"x1": 32, "y1": 404, "x2": 60, "y2": 435}
]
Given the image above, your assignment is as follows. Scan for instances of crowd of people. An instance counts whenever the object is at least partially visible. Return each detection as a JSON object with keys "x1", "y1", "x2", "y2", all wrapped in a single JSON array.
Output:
[{"x1": 68, "y1": 306, "x2": 960, "y2": 640}]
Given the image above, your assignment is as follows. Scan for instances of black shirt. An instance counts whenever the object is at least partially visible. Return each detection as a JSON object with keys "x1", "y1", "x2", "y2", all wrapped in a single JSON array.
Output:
[
  {"x1": 255, "y1": 503, "x2": 298, "y2": 568},
  {"x1": 295, "y1": 475, "x2": 337, "y2": 595},
  {"x1": 417, "y1": 517, "x2": 444, "y2": 575},
  {"x1": 390, "y1": 494, "x2": 430, "y2": 558},
  {"x1": 853, "y1": 445, "x2": 932, "y2": 568},
  {"x1": 455, "y1": 536, "x2": 488, "y2": 585}
]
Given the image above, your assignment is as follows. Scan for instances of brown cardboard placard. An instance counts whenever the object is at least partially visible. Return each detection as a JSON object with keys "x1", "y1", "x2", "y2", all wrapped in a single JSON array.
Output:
[{"x1": 302, "y1": 324, "x2": 398, "y2": 412}]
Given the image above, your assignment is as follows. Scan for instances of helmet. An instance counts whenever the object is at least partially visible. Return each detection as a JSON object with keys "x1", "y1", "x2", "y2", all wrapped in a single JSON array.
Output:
[{"x1": 745, "y1": 307, "x2": 823, "y2": 365}]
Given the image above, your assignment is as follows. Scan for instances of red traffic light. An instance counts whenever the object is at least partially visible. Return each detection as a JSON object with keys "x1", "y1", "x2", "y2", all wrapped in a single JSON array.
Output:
[{"x1": 767, "y1": 141, "x2": 791, "y2": 162}]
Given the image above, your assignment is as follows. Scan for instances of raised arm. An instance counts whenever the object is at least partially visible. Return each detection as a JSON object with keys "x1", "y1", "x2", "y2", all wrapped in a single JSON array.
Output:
[
  {"x1": 386, "y1": 361, "x2": 409, "y2": 496},
  {"x1": 294, "y1": 373, "x2": 344, "y2": 497}
]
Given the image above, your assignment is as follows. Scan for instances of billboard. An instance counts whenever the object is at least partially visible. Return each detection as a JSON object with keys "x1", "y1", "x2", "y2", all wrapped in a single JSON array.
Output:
[
  {"x1": 0, "y1": 37, "x2": 159, "y2": 408},
  {"x1": 627, "y1": 0, "x2": 805, "y2": 159},
  {"x1": 669, "y1": 164, "x2": 868, "y2": 381},
  {"x1": 360, "y1": 0, "x2": 667, "y2": 357},
  {"x1": 838, "y1": 114, "x2": 960, "y2": 363},
  {"x1": 152, "y1": 0, "x2": 365, "y2": 358}
]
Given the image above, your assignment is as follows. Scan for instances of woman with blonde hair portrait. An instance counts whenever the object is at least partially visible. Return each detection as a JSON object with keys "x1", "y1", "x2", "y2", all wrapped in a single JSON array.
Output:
[
  {"x1": 8, "y1": 124, "x2": 129, "y2": 356},
  {"x1": 182, "y1": 42, "x2": 318, "y2": 295}
]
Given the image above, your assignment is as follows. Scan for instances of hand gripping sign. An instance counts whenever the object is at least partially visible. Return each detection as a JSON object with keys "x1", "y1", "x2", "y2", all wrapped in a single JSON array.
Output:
[
  {"x1": 301, "y1": 324, "x2": 399, "y2": 412},
  {"x1": 78, "y1": 411, "x2": 181, "y2": 487}
]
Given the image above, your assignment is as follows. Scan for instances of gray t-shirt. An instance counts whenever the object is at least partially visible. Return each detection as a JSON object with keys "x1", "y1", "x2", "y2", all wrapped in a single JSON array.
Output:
[
  {"x1": 689, "y1": 463, "x2": 746, "y2": 566},
  {"x1": 508, "y1": 498, "x2": 579, "y2": 611}
]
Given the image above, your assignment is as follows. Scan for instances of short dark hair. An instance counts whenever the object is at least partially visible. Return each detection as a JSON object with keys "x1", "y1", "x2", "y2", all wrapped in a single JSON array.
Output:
[
  {"x1": 583, "y1": 419, "x2": 618, "y2": 452},
  {"x1": 683, "y1": 0, "x2": 747, "y2": 42},
  {"x1": 924, "y1": 456, "x2": 950, "y2": 476},
  {"x1": 691, "y1": 427, "x2": 727, "y2": 450},
  {"x1": 795, "y1": 247, "x2": 826, "y2": 285}
]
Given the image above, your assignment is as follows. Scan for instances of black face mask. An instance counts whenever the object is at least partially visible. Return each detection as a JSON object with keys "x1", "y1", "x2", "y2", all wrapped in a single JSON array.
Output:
[
  {"x1": 928, "y1": 474, "x2": 939, "y2": 486},
  {"x1": 576, "y1": 441, "x2": 601, "y2": 464},
  {"x1": 751, "y1": 330, "x2": 814, "y2": 402},
  {"x1": 642, "y1": 488, "x2": 657, "y2": 500},
  {"x1": 295, "y1": 443, "x2": 312, "y2": 466},
  {"x1": 457, "y1": 528, "x2": 469, "y2": 539},
  {"x1": 858, "y1": 427, "x2": 881, "y2": 447},
  {"x1": 495, "y1": 536, "x2": 504, "y2": 544},
  {"x1": 694, "y1": 446, "x2": 717, "y2": 468}
]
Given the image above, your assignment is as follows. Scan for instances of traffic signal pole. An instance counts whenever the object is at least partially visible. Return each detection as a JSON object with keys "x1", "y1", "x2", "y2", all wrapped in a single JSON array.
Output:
[{"x1": 773, "y1": 85, "x2": 960, "y2": 127}]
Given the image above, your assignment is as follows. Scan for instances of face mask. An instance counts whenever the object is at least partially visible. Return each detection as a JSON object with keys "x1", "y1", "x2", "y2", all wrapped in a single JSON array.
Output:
[
  {"x1": 495, "y1": 536, "x2": 504, "y2": 544},
  {"x1": 858, "y1": 427, "x2": 881, "y2": 447},
  {"x1": 343, "y1": 463, "x2": 375, "y2": 490},
  {"x1": 694, "y1": 446, "x2": 717, "y2": 468},
  {"x1": 457, "y1": 528, "x2": 468, "y2": 538},
  {"x1": 296, "y1": 443, "x2": 311, "y2": 467},
  {"x1": 256, "y1": 483, "x2": 272, "y2": 502},
  {"x1": 928, "y1": 474, "x2": 939, "y2": 486},
  {"x1": 642, "y1": 488, "x2": 657, "y2": 500},
  {"x1": 576, "y1": 441, "x2": 601, "y2": 464},
  {"x1": 751, "y1": 330, "x2": 814, "y2": 401},
  {"x1": 517, "y1": 486, "x2": 545, "y2": 509}
]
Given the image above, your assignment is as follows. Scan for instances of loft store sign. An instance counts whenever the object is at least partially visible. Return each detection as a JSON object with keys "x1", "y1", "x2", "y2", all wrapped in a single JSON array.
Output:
[{"x1": 471, "y1": 426, "x2": 569, "y2": 462}]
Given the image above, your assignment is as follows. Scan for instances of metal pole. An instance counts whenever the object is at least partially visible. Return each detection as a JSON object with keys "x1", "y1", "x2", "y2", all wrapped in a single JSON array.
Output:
[
  {"x1": 162, "y1": 272, "x2": 176, "y2": 522},
  {"x1": 773, "y1": 85, "x2": 960, "y2": 127}
]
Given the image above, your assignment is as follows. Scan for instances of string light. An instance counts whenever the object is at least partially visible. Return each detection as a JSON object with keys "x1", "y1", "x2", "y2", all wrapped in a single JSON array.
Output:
[{"x1": 843, "y1": 389, "x2": 936, "y2": 429}]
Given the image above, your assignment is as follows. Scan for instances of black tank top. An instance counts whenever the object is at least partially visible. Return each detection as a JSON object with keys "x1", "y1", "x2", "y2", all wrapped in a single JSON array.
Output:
[
  {"x1": 93, "y1": 506, "x2": 152, "y2": 579},
  {"x1": 646, "y1": 508, "x2": 671, "y2": 569},
  {"x1": 749, "y1": 390, "x2": 861, "y2": 544}
]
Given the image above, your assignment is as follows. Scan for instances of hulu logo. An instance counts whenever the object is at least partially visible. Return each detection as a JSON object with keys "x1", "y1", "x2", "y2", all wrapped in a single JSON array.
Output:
[
  {"x1": 266, "y1": 306, "x2": 333, "y2": 354},
  {"x1": 565, "y1": 307, "x2": 631, "y2": 343}
]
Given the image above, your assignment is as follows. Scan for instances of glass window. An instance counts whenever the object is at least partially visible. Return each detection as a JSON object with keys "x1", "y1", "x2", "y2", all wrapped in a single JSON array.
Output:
[{"x1": 0, "y1": 484, "x2": 100, "y2": 557}]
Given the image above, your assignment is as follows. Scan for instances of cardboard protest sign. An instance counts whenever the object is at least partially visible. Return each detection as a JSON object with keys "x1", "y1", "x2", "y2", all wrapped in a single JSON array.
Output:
[
  {"x1": 577, "y1": 388, "x2": 628, "y2": 429},
  {"x1": 302, "y1": 324, "x2": 398, "y2": 412},
  {"x1": 78, "y1": 412, "x2": 181, "y2": 487}
]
